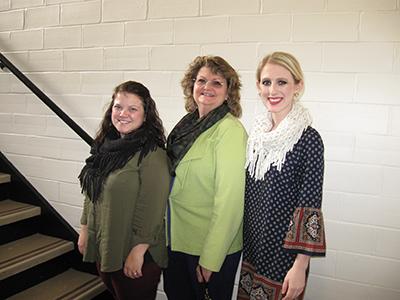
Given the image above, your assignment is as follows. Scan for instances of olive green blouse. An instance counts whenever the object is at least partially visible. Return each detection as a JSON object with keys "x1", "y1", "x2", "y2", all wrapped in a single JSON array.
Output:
[{"x1": 80, "y1": 147, "x2": 170, "y2": 272}]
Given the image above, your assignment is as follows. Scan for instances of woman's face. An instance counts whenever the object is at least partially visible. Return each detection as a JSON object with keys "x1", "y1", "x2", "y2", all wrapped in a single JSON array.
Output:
[
  {"x1": 257, "y1": 63, "x2": 302, "y2": 122},
  {"x1": 111, "y1": 92, "x2": 145, "y2": 136},
  {"x1": 193, "y1": 67, "x2": 228, "y2": 117}
]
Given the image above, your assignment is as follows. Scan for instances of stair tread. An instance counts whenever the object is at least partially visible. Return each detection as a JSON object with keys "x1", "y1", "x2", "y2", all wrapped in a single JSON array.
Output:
[
  {"x1": 0, "y1": 233, "x2": 74, "y2": 280},
  {"x1": 0, "y1": 172, "x2": 11, "y2": 184},
  {"x1": 8, "y1": 268, "x2": 106, "y2": 300},
  {"x1": 0, "y1": 199, "x2": 41, "y2": 226}
]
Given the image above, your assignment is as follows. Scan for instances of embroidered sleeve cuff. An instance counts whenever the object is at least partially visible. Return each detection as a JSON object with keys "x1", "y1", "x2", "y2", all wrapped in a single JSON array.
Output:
[{"x1": 283, "y1": 207, "x2": 326, "y2": 256}]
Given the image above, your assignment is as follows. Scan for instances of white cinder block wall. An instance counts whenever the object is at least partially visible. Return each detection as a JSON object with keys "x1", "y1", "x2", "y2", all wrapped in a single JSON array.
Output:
[{"x1": 0, "y1": 0, "x2": 399, "y2": 299}]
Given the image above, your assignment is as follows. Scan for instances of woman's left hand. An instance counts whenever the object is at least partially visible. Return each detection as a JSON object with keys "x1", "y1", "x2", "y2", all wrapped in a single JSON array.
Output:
[
  {"x1": 123, "y1": 243, "x2": 149, "y2": 279},
  {"x1": 281, "y1": 265, "x2": 306, "y2": 300},
  {"x1": 196, "y1": 265, "x2": 213, "y2": 283},
  {"x1": 281, "y1": 254, "x2": 309, "y2": 300}
]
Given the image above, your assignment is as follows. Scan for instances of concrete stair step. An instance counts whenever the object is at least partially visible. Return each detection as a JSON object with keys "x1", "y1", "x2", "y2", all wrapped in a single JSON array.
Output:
[
  {"x1": 0, "y1": 199, "x2": 41, "y2": 226},
  {"x1": 0, "y1": 172, "x2": 11, "y2": 184},
  {"x1": 8, "y1": 268, "x2": 106, "y2": 300},
  {"x1": 0, "y1": 233, "x2": 74, "y2": 280}
]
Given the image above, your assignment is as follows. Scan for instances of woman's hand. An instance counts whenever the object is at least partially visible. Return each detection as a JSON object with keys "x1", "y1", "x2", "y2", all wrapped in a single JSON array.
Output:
[
  {"x1": 281, "y1": 254, "x2": 310, "y2": 300},
  {"x1": 196, "y1": 265, "x2": 213, "y2": 283},
  {"x1": 123, "y1": 243, "x2": 149, "y2": 279},
  {"x1": 77, "y1": 225, "x2": 88, "y2": 255}
]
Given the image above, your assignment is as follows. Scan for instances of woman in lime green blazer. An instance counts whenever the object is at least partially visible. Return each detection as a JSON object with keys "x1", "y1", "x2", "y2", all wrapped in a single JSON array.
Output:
[{"x1": 164, "y1": 56, "x2": 247, "y2": 300}]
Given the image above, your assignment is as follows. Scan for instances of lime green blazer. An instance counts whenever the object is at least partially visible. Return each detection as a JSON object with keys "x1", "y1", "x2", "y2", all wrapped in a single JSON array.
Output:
[{"x1": 168, "y1": 113, "x2": 247, "y2": 272}]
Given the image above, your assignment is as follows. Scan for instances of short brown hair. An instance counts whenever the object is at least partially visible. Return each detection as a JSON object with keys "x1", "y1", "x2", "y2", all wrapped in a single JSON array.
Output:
[{"x1": 181, "y1": 55, "x2": 242, "y2": 117}]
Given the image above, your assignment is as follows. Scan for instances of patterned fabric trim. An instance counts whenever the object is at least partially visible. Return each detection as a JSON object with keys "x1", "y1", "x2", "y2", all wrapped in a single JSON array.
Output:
[
  {"x1": 283, "y1": 207, "x2": 326, "y2": 255},
  {"x1": 238, "y1": 261, "x2": 282, "y2": 300}
]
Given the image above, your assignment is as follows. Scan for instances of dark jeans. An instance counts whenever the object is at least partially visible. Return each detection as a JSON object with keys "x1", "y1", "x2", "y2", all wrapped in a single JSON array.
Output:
[
  {"x1": 163, "y1": 248, "x2": 241, "y2": 300},
  {"x1": 97, "y1": 261, "x2": 161, "y2": 300}
]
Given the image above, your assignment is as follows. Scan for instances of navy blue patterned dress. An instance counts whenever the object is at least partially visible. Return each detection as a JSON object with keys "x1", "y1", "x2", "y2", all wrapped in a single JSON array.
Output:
[{"x1": 238, "y1": 127, "x2": 326, "y2": 300}]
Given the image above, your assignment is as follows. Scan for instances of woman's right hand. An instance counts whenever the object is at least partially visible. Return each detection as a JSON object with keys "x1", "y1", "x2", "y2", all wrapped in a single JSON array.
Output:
[
  {"x1": 77, "y1": 225, "x2": 88, "y2": 255},
  {"x1": 196, "y1": 265, "x2": 213, "y2": 283}
]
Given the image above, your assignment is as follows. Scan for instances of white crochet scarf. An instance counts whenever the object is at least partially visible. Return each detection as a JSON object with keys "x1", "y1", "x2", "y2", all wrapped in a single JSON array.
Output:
[{"x1": 246, "y1": 102, "x2": 312, "y2": 181}]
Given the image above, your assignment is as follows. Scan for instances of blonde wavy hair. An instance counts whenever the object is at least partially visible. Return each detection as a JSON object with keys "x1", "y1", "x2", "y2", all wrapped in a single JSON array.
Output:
[
  {"x1": 256, "y1": 51, "x2": 305, "y2": 100},
  {"x1": 181, "y1": 55, "x2": 242, "y2": 117}
]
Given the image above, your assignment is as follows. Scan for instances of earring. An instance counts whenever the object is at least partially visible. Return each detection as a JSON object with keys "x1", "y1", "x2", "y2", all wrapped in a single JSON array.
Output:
[{"x1": 294, "y1": 91, "x2": 299, "y2": 100}]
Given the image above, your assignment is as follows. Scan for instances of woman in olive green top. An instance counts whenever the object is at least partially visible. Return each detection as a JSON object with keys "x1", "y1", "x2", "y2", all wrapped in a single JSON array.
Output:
[{"x1": 78, "y1": 81, "x2": 170, "y2": 300}]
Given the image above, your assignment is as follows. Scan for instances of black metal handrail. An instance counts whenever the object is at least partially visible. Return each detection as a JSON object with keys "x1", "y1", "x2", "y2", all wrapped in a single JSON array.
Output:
[{"x1": 0, "y1": 52, "x2": 93, "y2": 146}]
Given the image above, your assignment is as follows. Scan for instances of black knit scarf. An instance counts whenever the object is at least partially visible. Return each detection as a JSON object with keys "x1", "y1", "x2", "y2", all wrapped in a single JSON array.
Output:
[
  {"x1": 78, "y1": 127, "x2": 157, "y2": 203},
  {"x1": 167, "y1": 102, "x2": 230, "y2": 175}
]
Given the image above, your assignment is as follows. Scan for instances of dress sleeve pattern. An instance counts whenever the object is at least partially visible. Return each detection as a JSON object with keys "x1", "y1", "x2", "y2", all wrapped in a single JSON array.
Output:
[
  {"x1": 283, "y1": 207, "x2": 326, "y2": 256},
  {"x1": 283, "y1": 128, "x2": 326, "y2": 256}
]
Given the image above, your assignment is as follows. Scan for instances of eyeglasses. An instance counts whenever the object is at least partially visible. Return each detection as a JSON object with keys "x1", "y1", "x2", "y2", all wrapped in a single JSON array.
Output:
[{"x1": 193, "y1": 78, "x2": 225, "y2": 88}]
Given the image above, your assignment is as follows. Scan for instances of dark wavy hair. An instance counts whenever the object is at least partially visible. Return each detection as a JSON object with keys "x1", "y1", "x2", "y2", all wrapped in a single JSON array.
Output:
[
  {"x1": 181, "y1": 55, "x2": 242, "y2": 117},
  {"x1": 94, "y1": 80, "x2": 166, "y2": 147}
]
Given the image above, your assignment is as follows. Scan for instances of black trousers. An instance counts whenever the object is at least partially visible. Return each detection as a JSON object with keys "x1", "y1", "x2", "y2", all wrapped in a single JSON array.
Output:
[
  {"x1": 163, "y1": 248, "x2": 241, "y2": 300},
  {"x1": 97, "y1": 261, "x2": 161, "y2": 300}
]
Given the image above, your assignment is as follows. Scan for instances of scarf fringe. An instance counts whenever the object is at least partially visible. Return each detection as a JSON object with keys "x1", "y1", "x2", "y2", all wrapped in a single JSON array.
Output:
[
  {"x1": 79, "y1": 128, "x2": 157, "y2": 203},
  {"x1": 246, "y1": 103, "x2": 312, "y2": 181}
]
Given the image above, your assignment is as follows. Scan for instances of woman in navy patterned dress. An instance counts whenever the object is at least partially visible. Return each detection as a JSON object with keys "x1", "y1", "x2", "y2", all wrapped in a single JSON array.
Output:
[{"x1": 238, "y1": 52, "x2": 326, "y2": 300}]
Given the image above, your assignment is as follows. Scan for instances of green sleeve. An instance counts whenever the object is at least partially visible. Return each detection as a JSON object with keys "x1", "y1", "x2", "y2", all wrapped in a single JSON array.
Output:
[
  {"x1": 80, "y1": 194, "x2": 90, "y2": 225},
  {"x1": 131, "y1": 149, "x2": 170, "y2": 246},
  {"x1": 199, "y1": 124, "x2": 247, "y2": 272}
]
